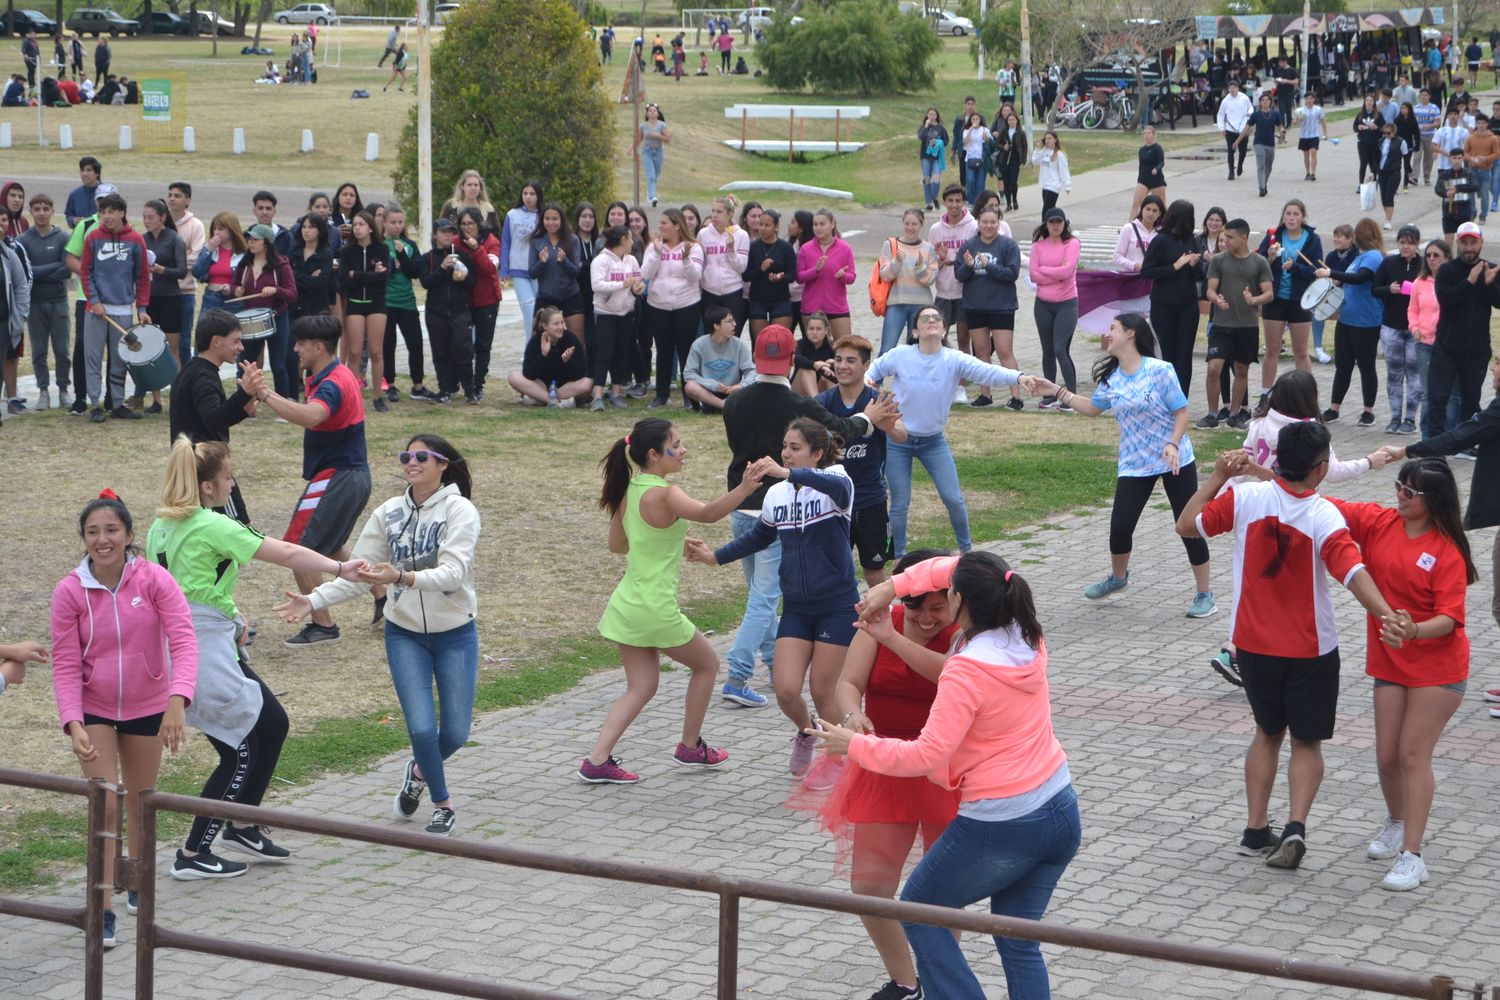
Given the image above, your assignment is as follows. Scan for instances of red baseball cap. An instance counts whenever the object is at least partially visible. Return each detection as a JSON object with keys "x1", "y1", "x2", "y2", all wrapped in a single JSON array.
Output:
[{"x1": 754, "y1": 324, "x2": 795, "y2": 376}]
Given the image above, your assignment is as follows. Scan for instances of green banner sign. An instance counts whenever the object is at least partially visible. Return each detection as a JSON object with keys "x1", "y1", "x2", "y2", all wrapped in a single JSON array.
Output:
[{"x1": 141, "y1": 78, "x2": 172, "y2": 122}]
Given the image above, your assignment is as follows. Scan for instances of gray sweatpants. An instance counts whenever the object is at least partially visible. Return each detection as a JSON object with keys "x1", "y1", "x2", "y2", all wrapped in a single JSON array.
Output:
[
  {"x1": 1254, "y1": 143, "x2": 1275, "y2": 192},
  {"x1": 27, "y1": 298, "x2": 71, "y2": 391},
  {"x1": 83, "y1": 310, "x2": 130, "y2": 406}
]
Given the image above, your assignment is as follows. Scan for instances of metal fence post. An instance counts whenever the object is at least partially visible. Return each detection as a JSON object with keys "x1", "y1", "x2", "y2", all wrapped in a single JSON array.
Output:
[
  {"x1": 716, "y1": 892, "x2": 739, "y2": 1000},
  {"x1": 134, "y1": 789, "x2": 159, "y2": 1000},
  {"x1": 82, "y1": 778, "x2": 106, "y2": 1000}
]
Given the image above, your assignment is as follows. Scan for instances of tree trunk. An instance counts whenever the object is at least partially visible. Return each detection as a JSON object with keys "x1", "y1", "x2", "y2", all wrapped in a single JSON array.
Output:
[{"x1": 250, "y1": 0, "x2": 269, "y2": 46}]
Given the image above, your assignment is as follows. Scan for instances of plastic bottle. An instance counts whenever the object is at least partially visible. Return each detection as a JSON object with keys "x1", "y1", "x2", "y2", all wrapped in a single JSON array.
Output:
[{"x1": 548, "y1": 380, "x2": 558, "y2": 401}]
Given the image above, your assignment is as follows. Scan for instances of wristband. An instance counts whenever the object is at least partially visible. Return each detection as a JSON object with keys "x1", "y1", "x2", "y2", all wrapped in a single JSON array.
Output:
[{"x1": 840, "y1": 711, "x2": 853, "y2": 726}]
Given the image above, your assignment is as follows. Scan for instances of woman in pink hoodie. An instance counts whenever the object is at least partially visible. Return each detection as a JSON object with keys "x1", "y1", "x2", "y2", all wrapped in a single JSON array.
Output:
[
  {"x1": 50, "y1": 490, "x2": 197, "y2": 949},
  {"x1": 641, "y1": 207, "x2": 704, "y2": 408},
  {"x1": 812, "y1": 552, "x2": 1078, "y2": 1000},
  {"x1": 1027, "y1": 208, "x2": 1081, "y2": 409},
  {"x1": 796, "y1": 208, "x2": 857, "y2": 342}
]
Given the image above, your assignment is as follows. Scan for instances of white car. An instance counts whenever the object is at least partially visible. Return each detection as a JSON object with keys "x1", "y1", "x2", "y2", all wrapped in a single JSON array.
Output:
[
  {"x1": 434, "y1": 2, "x2": 460, "y2": 23},
  {"x1": 737, "y1": 6, "x2": 802, "y2": 31},
  {"x1": 275, "y1": 3, "x2": 337, "y2": 24},
  {"x1": 930, "y1": 10, "x2": 972, "y2": 35}
]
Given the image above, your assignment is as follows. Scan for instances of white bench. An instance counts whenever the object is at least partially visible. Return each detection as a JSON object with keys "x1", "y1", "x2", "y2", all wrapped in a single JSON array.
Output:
[{"x1": 724, "y1": 103, "x2": 870, "y2": 157}]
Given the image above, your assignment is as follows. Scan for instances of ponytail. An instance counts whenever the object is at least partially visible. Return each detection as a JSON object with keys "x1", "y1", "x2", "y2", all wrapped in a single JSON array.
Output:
[
  {"x1": 159, "y1": 434, "x2": 231, "y2": 520},
  {"x1": 599, "y1": 418, "x2": 673, "y2": 514},
  {"x1": 951, "y1": 551, "x2": 1043, "y2": 650}
]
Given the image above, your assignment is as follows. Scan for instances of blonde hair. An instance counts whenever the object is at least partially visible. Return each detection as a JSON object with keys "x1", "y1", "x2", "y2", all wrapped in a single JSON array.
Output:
[
  {"x1": 159, "y1": 435, "x2": 231, "y2": 520},
  {"x1": 209, "y1": 212, "x2": 247, "y2": 255},
  {"x1": 449, "y1": 169, "x2": 495, "y2": 218}
]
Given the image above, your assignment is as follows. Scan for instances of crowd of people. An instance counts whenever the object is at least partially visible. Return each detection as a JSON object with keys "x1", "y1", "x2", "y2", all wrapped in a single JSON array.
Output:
[
  {"x1": 9, "y1": 30, "x2": 136, "y2": 106},
  {"x1": 3, "y1": 84, "x2": 1500, "y2": 997}
]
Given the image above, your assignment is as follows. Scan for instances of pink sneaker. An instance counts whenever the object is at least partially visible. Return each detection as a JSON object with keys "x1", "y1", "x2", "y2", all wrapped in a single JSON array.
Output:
[
  {"x1": 672, "y1": 739, "x2": 729, "y2": 768},
  {"x1": 1483, "y1": 688, "x2": 1500, "y2": 704},
  {"x1": 802, "y1": 754, "x2": 844, "y2": 792},
  {"x1": 1490, "y1": 704, "x2": 1500, "y2": 719},
  {"x1": 576, "y1": 756, "x2": 639, "y2": 784}
]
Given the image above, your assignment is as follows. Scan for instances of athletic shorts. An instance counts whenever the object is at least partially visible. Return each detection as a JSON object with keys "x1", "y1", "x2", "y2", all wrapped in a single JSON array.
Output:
[
  {"x1": 345, "y1": 299, "x2": 386, "y2": 318},
  {"x1": 1373, "y1": 676, "x2": 1468, "y2": 695},
  {"x1": 539, "y1": 292, "x2": 585, "y2": 317},
  {"x1": 1262, "y1": 297, "x2": 1311, "y2": 325},
  {"x1": 1238, "y1": 647, "x2": 1340, "y2": 742},
  {"x1": 284, "y1": 465, "x2": 372, "y2": 556},
  {"x1": 2, "y1": 334, "x2": 22, "y2": 361},
  {"x1": 83, "y1": 711, "x2": 163, "y2": 736},
  {"x1": 1297, "y1": 137, "x2": 1320, "y2": 151},
  {"x1": 850, "y1": 503, "x2": 894, "y2": 571},
  {"x1": 778, "y1": 603, "x2": 857, "y2": 646},
  {"x1": 934, "y1": 297, "x2": 962, "y2": 329},
  {"x1": 746, "y1": 298, "x2": 794, "y2": 321},
  {"x1": 963, "y1": 308, "x2": 1015, "y2": 331},
  {"x1": 822, "y1": 311, "x2": 851, "y2": 321},
  {"x1": 1206, "y1": 325, "x2": 1260, "y2": 366}
]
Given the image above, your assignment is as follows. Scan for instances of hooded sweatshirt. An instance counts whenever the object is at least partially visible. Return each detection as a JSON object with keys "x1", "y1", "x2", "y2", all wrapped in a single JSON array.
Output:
[
  {"x1": 642, "y1": 239, "x2": 705, "y2": 311},
  {"x1": 848, "y1": 556, "x2": 1067, "y2": 802},
  {"x1": 308, "y1": 483, "x2": 480, "y2": 634},
  {"x1": 928, "y1": 209, "x2": 977, "y2": 301},
  {"x1": 174, "y1": 209, "x2": 205, "y2": 295},
  {"x1": 590, "y1": 247, "x2": 642, "y2": 316},
  {"x1": 1234, "y1": 408, "x2": 1372, "y2": 488},
  {"x1": 528, "y1": 233, "x2": 582, "y2": 305},
  {"x1": 795, "y1": 237, "x2": 857, "y2": 315},
  {"x1": 80, "y1": 220, "x2": 150, "y2": 313},
  {"x1": 499, "y1": 206, "x2": 538, "y2": 279},
  {"x1": 49, "y1": 556, "x2": 198, "y2": 732},
  {"x1": 697, "y1": 223, "x2": 750, "y2": 296},
  {"x1": 0, "y1": 183, "x2": 28, "y2": 238}
]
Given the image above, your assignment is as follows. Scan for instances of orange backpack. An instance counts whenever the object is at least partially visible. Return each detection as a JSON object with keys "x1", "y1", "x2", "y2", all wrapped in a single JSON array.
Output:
[{"x1": 868, "y1": 238, "x2": 897, "y2": 317}]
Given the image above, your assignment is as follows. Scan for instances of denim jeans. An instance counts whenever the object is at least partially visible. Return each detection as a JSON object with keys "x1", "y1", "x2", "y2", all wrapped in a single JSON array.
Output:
[
  {"x1": 511, "y1": 276, "x2": 539, "y2": 341},
  {"x1": 642, "y1": 144, "x2": 665, "y2": 202},
  {"x1": 1489, "y1": 161, "x2": 1500, "y2": 211},
  {"x1": 964, "y1": 159, "x2": 985, "y2": 206},
  {"x1": 879, "y1": 302, "x2": 924, "y2": 355},
  {"x1": 725, "y1": 509, "x2": 779, "y2": 685},
  {"x1": 179, "y1": 292, "x2": 197, "y2": 367},
  {"x1": 385, "y1": 620, "x2": 479, "y2": 805},
  {"x1": 920, "y1": 156, "x2": 943, "y2": 206},
  {"x1": 901, "y1": 786, "x2": 1081, "y2": 1000},
  {"x1": 887, "y1": 432, "x2": 970, "y2": 557},
  {"x1": 239, "y1": 311, "x2": 292, "y2": 397},
  {"x1": 1477, "y1": 165, "x2": 1495, "y2": 218}
]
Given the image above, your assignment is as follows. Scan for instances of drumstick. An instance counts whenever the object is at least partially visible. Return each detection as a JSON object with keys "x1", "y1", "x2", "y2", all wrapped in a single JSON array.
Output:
[
  {"x1": 223, "y1": 293, "x2": 270, "y2": 304},
  {"x1": 99, "y1": 313, "x2": 143, "y2": 347},
  {"x1": 1298, "y1": 251, "x2": 1324, "y2": 269}
]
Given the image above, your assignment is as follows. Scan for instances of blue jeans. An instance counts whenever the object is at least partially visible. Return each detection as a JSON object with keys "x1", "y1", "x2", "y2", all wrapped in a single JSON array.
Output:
[
  {"x1": 902, "y1": 786, "x2": 1080, "y2": 1000},
  {"x1": 179, "y1": 292, "x2": 196, "y2": 367},
  {"x1": 1476, "y1": 167, "x2": 1493, "y2": 220},
  {"x1": 920, "y1": 156, "x2": 943, "y2": 206},
  {"x1": 964, "y1": 159, "x2": 985, "y2": 206},
  {"x1": 725, "y1": 509, "x2": 779, "y2": 685},
  {"x1": 641, "y1": 144, "x2": 664, "y2": 202},
  {"x1": 511, "y1": 276, "x2": 538, "y2": 341},
  {"x1": 237, "y1": 311, "x2": 292, "y2": 398},
  {"x1": 1312, "y1": 318, "x2": 1326, "y2": 351},
  {"x1": 879, "y1": 302, "x2": 923, "y2": 355},
  {"x1": 385, "y1": 620, "x2": 479, "y2": 805},
  {"x1": 1489, "y1": 161, "x2": 1500, "y2": 211},
  {"x1": 887, "y1": 432, "x2": 970, "y2": 557}
]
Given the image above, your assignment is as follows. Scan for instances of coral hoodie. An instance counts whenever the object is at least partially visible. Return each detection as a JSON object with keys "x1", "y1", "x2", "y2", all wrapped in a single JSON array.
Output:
[
  {"x1": 50, "y1": 556, "x2": 198, "y2": 732},
  {"x1": 847, "y1": 557, "x2": 1067, "y2": 801},
  {"x1": 928, "y1": 209, "x2": 977, "y2": 300}
]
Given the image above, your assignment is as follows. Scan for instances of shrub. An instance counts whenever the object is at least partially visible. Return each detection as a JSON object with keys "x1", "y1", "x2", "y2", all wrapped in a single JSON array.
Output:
[
  {"x1": 756, "y1": 0, "x2": 941, "y2": 96},
  {"x1": 393, "y1": 0, "x2": 614, "y2": 218}
]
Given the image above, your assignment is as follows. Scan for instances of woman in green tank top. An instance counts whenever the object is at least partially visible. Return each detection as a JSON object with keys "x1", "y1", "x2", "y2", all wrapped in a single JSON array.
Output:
[{"x1": 580, "y1": 417, "x2": 770, "y2": 784}]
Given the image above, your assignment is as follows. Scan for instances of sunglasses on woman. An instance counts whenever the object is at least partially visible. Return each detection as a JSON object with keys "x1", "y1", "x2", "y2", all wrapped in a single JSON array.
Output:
[
  {"x1": 1425, "y1": 251, "x2": 1447, "y2": 259},
  {"x1": 1395, "y1": 482, "x2": 1424, "y2": 500},
  {"x1": 398, "y1": 450, "x2": 448, "y2": 464}
]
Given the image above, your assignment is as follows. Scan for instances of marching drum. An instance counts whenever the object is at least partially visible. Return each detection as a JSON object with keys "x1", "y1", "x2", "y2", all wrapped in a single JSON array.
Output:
[
  {"x1": 117, "y1": 325, "x2": 178, "y2": 392},
  {"x1": 1300, "y1": 277, "x2": 1343, "y2": 322},
  {"x1": 237, "y1": 307, "x2": 278, "y2": 342}
]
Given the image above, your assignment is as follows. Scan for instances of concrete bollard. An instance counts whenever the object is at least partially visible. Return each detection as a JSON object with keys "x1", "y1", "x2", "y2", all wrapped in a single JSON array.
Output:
[
  {"x1": 232, "y1": 127, "x2": 246, "y2": 155},
  {"x1": 364, "y1": 132, "x2": 379, "y2": 161},
  {"x1": 182, "y1": 126, "x2": 196, "y2": 153},
  {"x1": 0, "y1": 122, "x2": 10, "y2": 148},
  {"x1": 300, "y1": 128, "x2": 314, "y2": 153},
  {"x1": 118, "y1": 125, "x2": 132, "y2": 150},
  {"x1": 59, "y1": 123, "x2": 74, "y2": 149}
]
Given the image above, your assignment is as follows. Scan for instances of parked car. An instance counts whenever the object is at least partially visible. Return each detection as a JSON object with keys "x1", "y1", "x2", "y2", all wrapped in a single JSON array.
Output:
[
  {"x1": 66, "y1": 8, "x2": 143, "y2": 36},
  {"x1": 736, "y1": 6, "x2": 802, "y2": 31},
  {"x1": 434, "y1": 3, "x2": 460, "y2": 24},
  {"x1": 274, "y1": 3, "x2": 337, "y2": 24},
  {"x1": 929, "y1": 9, "x2": 972, "y2": 35},
  {"x1": 193, "y1": 10, "x2": 237, "y2": 35},
  {"x1": 146, "y1": 11, "x2": 191, "y2": 35},
  {"x1": 0, "y1": 9, "x2": 58, "y2": 36}
]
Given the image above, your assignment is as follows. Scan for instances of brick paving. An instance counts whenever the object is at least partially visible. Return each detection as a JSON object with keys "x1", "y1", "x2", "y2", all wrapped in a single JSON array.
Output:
[{"x1": 6, "y1": 100, "x2": 1500, "y2": 998}]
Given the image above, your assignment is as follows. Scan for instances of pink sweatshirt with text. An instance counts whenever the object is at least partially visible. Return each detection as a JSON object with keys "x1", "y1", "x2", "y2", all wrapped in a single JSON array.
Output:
[{"x1": 795, "y1": 237, "x2": 857, "y2": 315}]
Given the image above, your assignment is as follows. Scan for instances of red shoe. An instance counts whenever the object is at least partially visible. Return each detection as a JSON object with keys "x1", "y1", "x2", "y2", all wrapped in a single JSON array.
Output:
[
  {"x1": 672, "y1": 739, "x2": 728, "y2": 768},
  {"x1": 576, "y1": 756, "x2": 639, "y2": 784}
]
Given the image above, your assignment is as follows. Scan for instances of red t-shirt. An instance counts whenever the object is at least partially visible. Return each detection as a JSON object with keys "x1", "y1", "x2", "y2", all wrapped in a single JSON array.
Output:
[
  {"x1": 1328, "y1": 499, "x2": 1470, "y2": 686},
  {"x1": 1197, "y1": 480, "x2": 1365, "y2": 659},
  {"x1": 863, "y1": 606, "x2": 961, "y2": 740}
]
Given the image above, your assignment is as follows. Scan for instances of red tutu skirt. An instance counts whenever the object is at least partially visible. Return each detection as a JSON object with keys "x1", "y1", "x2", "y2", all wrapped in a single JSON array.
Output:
[{"x1": 787, "y1": 754, "x2": 960, "y2": 879}]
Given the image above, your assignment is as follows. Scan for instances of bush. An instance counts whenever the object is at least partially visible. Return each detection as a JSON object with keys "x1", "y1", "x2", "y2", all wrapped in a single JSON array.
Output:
[
  {"x1": 757, "y1": 0, "x2": 942, "y2": 96},
  {"x1": 393, "y1": 0, "x2": 614, "y2": 219}
]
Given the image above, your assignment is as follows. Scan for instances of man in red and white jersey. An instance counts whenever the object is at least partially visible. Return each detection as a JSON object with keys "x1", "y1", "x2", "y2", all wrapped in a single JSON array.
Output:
[{"x1": 1178, "y1": 421, "x2": 1403, "y2": 872}]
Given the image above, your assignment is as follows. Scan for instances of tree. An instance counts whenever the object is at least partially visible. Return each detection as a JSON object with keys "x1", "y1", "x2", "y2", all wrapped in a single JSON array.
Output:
[
  {"x1": 393, "y1": 0, "x2": 614, "y2": 218},
  {"x1": 757, "y1": 0, "x2": 941, "y2": 95}
]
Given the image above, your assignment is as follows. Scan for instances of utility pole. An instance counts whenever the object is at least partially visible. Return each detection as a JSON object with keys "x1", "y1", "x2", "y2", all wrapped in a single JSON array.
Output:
[
  {"x1": 1020, "y1": 0, "x2": 1033, "y2": 147},
  {"x1": 417, "y1": 0, "x2": 432, "y2": 240},
  {"x1": 1298, "y1": 0, "x2": 1309, "y2": 99},
  {"x1": 977, "y1": 0, "x2": 988, "y2": 81}
]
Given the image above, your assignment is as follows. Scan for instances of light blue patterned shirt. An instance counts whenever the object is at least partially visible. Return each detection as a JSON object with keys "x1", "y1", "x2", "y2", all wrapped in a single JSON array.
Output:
[{"x1": 1091, "y1": 357, "x2": 1193, "y2": 478}]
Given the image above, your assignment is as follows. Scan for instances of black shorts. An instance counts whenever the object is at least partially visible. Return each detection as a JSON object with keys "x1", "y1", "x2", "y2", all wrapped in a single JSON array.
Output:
[
  {"x1": 822, "y1": 311, "x2": 851, "y2": 321},
  {"x1": 935, "y1": 297, "x2": 962, "y2": 329},
  {"x1": 778, "y1": 602, "x2": 858, "y2": 646},
  {"x1": 1297, "y1": 137, "x2": 1320, "y2": 151},
  {"x1": 539, "y1": 292, "x2": 585, "y2": 317},
  {"x1": 2, "y1": 333, "x2": 22, "y2": 361},
  {"x1": 850, "y1": 503, "x2": 894, "y2": 571},
  {"x1": 82, "y1": 711, "x2": 164, "y2": 736},
  {"x1": 285, "y1": 466, "x2": 373, "y2": 556},
  {"x1": 147, "y1": 293, "x2": 184, "y2": 335},
  {"x1": 1238, "y1": 647, "x2": 1340, "y2": 742},
  {"x1": 345, "y1": 299, "x2": 387, "y2": 318},
  {"x1": 963, "y1": 308, "x2": 1015, "y2": 331},
  {"x1": 746, "y1": 298, "x2": 793, "y2": 321},
  {"x1": 1206, "y1": 325, "x2": 1259, "y2": 366},
  {"x1": 1262, "y1": 297, "x2": 1311, "y2": 325}
]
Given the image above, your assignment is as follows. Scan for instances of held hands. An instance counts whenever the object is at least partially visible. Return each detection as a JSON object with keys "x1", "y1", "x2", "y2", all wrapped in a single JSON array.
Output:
[
  {"x1": 1023, "y1": 375, "x2": 1056, "y2": 397},
  {"x1": 853, "y1": 604, "x2": 897, "y2": 645},
  {"x1": 1376, "y1": 444, "x2": 1406, "y2": 465},
  {"x1": 1367, "y1": 448, "x2": 1394, "y2": 470},
  {"x1": 840, "y1": 707, "x2": 876, "y2": 735},
  {"x1": 1212, "y1": 449, "x2": 1250, "y2": 478},
  {"x1": 1379, "y1": 609, "x2": 1413, "y2": 647},
  {"x1": 356, "y1": 561, "x2": 402, "y2": 586},
  {"x1": 856, "y1": 578, "x2": 898, "y2": 624},
  {"x1": 337, "y1": 559, "x2": 372, "y2": 581},
  {"x1": 683, "y1": 536, "x2": 717, "y2": 565},
  {"x1": 273, "y1": 591, "x2": 314, "y2": 623},
  {"x1": 749, "y1": 455, "x2": 788, "y2": 481}
]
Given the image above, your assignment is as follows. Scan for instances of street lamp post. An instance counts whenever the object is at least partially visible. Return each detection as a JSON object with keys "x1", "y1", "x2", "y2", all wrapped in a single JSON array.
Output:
[
  {"x1": 417, "y1": 0, "x2": 432, "y2": 240},
  {"x1": 1020, "y1": 0, "x2": 1034, "y2": 147}
]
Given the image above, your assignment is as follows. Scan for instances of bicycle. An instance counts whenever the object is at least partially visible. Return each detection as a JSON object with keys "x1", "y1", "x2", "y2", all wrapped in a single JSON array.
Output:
[
  {"x1": 1046, "y1": 91, "x2": 1104, "y2": 130},
  {"x1": 1101, "y1": 88, "x2": 1135, "y2": 129}
]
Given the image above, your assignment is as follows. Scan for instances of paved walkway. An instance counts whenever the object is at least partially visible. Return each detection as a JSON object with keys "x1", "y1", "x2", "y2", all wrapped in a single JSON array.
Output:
[{"x1": 7, "y1": 92, "x2": 1500, "y2": 998}]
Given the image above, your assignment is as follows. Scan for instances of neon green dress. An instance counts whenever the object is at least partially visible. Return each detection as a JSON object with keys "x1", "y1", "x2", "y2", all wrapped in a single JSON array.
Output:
[{"x1": 598, "y1": 473, "x2": 696, "y2": 649}]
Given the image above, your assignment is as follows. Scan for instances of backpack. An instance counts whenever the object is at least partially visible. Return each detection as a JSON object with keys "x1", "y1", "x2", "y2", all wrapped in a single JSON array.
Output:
[{"x1": 868, "y1": 238, "x2": 897, "y2": 318}]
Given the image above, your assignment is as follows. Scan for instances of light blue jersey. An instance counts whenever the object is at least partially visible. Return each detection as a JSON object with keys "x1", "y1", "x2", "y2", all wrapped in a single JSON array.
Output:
[{"x1": 1091, "y1": 357, "x2": 1194, "y2": 478}]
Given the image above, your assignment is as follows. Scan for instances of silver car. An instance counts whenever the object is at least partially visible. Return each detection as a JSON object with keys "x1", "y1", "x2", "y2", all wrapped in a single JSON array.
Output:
[{"x1": 274, "y1": 3, "x2": 337, "y2": 24}]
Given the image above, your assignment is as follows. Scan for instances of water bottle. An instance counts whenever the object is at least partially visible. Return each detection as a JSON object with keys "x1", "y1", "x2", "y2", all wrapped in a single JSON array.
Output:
[{"x1": 548, "y1": 380, "x2": 558, "y2": 401}]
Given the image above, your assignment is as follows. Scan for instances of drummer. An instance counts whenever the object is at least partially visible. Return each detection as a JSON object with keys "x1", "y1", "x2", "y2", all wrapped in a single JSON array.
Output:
[
  {"x1": 78, "y1": 190, "x2": 151, "y2": 426},
  {"x1": 168, "y1": 308, "x2": 263, "y2": 525}
]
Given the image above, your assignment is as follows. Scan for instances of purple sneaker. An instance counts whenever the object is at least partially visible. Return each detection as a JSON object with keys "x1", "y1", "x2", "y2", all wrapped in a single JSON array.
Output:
[
  {"x1": 672, "y1": 739, "x2": 729, "y2": 768},
  {"x1": 577, "y1": 756, "x2": 640, "y2": 784}
]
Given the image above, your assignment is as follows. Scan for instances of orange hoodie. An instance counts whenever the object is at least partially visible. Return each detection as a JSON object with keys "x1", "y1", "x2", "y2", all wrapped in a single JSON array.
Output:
[{"x1": 847, "y1": 557, "x2": 1067, "y2": 801}]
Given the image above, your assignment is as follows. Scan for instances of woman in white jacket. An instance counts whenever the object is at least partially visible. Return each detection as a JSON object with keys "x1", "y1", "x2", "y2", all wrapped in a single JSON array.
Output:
[
  {"x1": 641, "y1": 207, "x2": 705, "y2": 409},
  {"x1": 276, "y1": 432, "x2": 481, "y2": 838},
  {"x1": 589, "y1": 225, "x2": 645, "y2": 411},
  {"x1": 1030, "y1": 131, "x2": 1072, "y2": 212}
]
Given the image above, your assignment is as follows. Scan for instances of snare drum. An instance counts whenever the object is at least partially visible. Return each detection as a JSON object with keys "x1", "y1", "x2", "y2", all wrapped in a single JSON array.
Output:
[
  {"x1": 117, "y1": 325, "x2": 178, "y2": 392},
  {"x1": 1300, "y1": 277, "x2": 1344, "y2": 322},
  {"x1": 237, "y1": 307, "x2": 278, "y2": 342}
]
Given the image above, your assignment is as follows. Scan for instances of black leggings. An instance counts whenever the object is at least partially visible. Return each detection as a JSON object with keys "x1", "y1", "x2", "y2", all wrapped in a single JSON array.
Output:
[
  {"x1": 648, "y1": 302, "x2": 701, "y2": 400},
  {"x1": 1378, "y1": 168, "x2": 1401, "y2": 208},
  {"x1": 470, "y1": 303, "x2": 499, "y2": 388},
  {"x1": 1223, "y1": 131, "x2": 1247, "y2": 175},
  {"x1": 1331, "y1": 321, "x2": 1380, "y2": 408},
  {"x1": 1033, "y1": 297, "x2": 1078, "y2": 391},
  {"x1": 1110, "y1": 464, "x2": 1211, "y2": 564},
  {"x1": 1150, "y1": 301, "x2": 1198, "y2": 395},
  {"x1": 383, "y1": 306, "x2": 425, "y2": 386},
  {"x1": 185, "y1": 662, "x2": 288, "y2": 854},
  {"x1": 1357, "y1": 140, "x2": 1381, "y2": 184},
  {"x1": 632, "y1": 297, "x2": 652, "y2": 383},
  {"x1": 1041, "y1": 189, "x2": 1060, "y2": 212},
  {"x1": 590, "y1": 311, "x2": 635, "y2": 387}
]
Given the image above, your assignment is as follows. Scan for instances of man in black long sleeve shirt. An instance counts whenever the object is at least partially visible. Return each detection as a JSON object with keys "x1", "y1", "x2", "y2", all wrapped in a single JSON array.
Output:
[
  {"x1": 168, "y1": 308, "x2": 258, "y2": 522},
  {"x1": 1425, "y1": 225, "x2": 1500, "y2": 438},
  {"x1": 717, "y1": 324, "x2": 896, "y2": 712}
]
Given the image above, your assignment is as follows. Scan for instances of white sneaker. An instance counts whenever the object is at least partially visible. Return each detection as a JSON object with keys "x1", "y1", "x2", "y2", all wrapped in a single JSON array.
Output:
[
  {"x1": 1366, "y1": 816, "x2": 1405, "y2": 860},
  {"x1": 1380, "y1": 850, "x2": 1428, "y2": 891},
  {"x1": 951, "y1": 385, "x2": 969, "y2": 406},
  {"x1": 57, "y1": 389, "x2": 72, "y2": 409},
  {"x1": 35, "y1": 389, "x2": 50, "y2": 411},
  {"x1": 1314, "y1": 349, "x2": 1332, "y2": 364}
]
